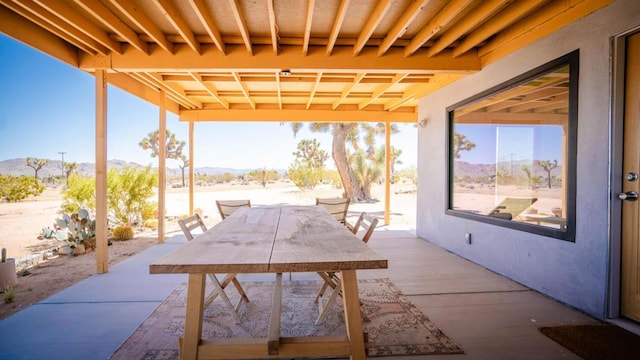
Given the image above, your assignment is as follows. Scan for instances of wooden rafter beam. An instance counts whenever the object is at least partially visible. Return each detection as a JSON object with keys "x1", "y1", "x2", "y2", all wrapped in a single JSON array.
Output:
[
  {"x1": 153, "y1": 0, "x2": 200, "y2": 54},
  {"x1": 180, "y1": 108, "x2": 417, "y2": 123},
  {"x1": 275, "y1": 71, "x2": 282, "y2": 110},
  {"x1": 426, "y1": 0, "x2": 511, "y2": 57},
  {"x1": 326, "y1": 0, "x2": 349, "y2": 56},
  {"x1": 232, "y1": 71, "x2": 256, "y2": 109},
  {"x1": 228, "y1": 0, "x2": 252, "y2": 55},
  {"x1": 455, "y1": 111, "x2": 566, "y2": 125},
  {"x1": 0, "y1": 5, "x2": 78, "y2": 65},
  {"x1": 452, "y1": 0, "x2": 548, "y2": 58},
  {"x1": 3, "y1": 0, "x2": 106, "y2": 55},
  {"x1": 74, "y1": 0, "x2": 149, "y2": 55},
  {"x1": 189, "y1": 72, "x2": 229, "y2": 109},
  {"x1": 333, "y1": 73, "x2": 365, "y2": 109},
  {"x1": 80, "y1": 45, "x2": 481, "y2": 73},
  {"x1": 36, "y1": 0, "x2": 122, "y2": 54},
  {"x1": 359, "y1": 73, "x2": 408, "y2": 109},
  {"x1": 267, "y1": 0, "x2": 279, "y2": 55},
  {"x1": 378, "y1": 0, "x2": 428, "y2": 56},
  {"x1": 143, "y1": 72, "x2": 202, "y2": 109},
  {"x1": 405, "y1": 0, "x2": 476, "y2": 57},
  {"x1": 302, "y1": 0, "x2": 315, "y2": 56},
  {"x1": 353, "y1": 0, "x2": 392, "y2": 56},
  {"x1": 189, "y1": 0, "x2": 225, "y2": 54},
  {"x1": 479, "y1": 0, "x2": 613, "y2": 65},
  {"x1": 306, "y1": 72, "x2": 323, "y2": 109},
  {"x1": 110, "y1": 0, "x2": 174, "y2": 54}
]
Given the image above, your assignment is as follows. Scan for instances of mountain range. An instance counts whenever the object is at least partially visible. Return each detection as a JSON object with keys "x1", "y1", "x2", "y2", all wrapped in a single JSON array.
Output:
[{"x1": 0, "y1": 158, "x2": 266, "y2": 178}]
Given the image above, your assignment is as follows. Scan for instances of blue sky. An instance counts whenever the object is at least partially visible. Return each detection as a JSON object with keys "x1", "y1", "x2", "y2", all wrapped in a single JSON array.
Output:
[{"x1": 0, "y1": 34, "x2": 417, "y2": 171}]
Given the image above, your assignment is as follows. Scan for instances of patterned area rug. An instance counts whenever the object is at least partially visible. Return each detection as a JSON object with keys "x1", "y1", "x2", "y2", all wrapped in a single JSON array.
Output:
[{"x1": 110, "y1": 278, "x2": 463, "y2": 359}]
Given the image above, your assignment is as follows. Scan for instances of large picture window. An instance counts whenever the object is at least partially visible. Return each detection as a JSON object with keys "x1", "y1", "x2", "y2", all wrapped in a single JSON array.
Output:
[{"x1": 446, "y1": 51, "x2": 578, "y2": 241}]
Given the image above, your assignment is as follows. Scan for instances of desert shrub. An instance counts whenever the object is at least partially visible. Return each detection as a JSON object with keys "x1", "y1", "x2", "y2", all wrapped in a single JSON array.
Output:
[
  {"x1": 143, "y1": 219, "x2": 158, "y2": 229},
  {"x1": 61, "y1": 166, "x2": 158, "y2": 226},
  {"x1": 3, "y1": 285, "x2": 15, "y2": 303},
  {"x1": 61, "y1": 174, "x2": 95, "y2": 213},
  {"x1": 323, "y1": 169, "x2": 343, "y2": 189},
  {"x1": 112, "y1": 225, "x2": 134, "y2": 240},
  {"x1": 288, "y1": 139, "x2": 327, "y2": 190},
  {"x1": 288, "y1": 162, "x2": 323, "y2": 190},
  {"x1": 0, "y1": 175, "x2": 44, "y2": 202}
]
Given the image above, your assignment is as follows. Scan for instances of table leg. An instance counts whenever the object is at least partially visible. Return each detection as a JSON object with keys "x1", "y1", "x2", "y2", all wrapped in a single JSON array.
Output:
[
  {"x1": 181, "y1": 273, "x2": 206, "y2": 360},
  {"x1": 340, "y1": 270, "x2": 366, "y2": 359}
]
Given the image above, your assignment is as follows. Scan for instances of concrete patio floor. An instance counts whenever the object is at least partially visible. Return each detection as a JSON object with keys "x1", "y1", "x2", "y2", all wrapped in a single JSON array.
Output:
[{"x1": 0, "y1": 227, "x2": 607, "y2": 359}]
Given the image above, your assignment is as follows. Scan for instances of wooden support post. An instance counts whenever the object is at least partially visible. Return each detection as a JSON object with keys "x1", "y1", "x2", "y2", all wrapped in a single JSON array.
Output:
[
  {"x1": 95, "y1": 69, "x2": 108, "y2": 274},
  {"x1": 158, "y1": 90, "x2": 166, "y2": 243},
  {"x1": 385, "y1": 121, "x2": 391, "y2": 225},
  {"x1": 189, "y1": 119, "x2": 194, "y2": 216}
]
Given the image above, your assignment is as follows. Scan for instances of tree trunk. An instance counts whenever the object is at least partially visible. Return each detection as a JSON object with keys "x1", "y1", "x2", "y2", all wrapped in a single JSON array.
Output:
[{"x1": 331, "y1": 124, "x2": 365, "y2": 201}]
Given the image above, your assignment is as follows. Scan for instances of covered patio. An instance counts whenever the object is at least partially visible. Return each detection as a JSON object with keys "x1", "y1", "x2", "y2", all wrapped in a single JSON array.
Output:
[{"x1": 0, "y1": 227, "x2": 602, "y2": 360}]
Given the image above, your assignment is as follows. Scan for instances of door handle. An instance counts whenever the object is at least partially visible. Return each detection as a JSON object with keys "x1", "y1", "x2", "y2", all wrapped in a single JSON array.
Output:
[{"x1": 618, "y1": 191, "x2": 639, "y2": 201}]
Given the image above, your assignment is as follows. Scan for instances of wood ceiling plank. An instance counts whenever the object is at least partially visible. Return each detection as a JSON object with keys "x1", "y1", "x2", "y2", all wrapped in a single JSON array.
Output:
[
  {"x1": 326, "y1": 0, "x2": 350, "y2": 56},
  {"x1": 353, "y1": 0, "x2": 392, "y2": 56},
  {"x1": 426, "y1": 0, "x2": 511, "y2": 57},
  {"x1": 405, "y1": 0, "x2": 476, "y2": 57},
  {"x1": 36, "y1": 0, "x2": 123, "y2": 54},
  {"x1": 74, "y1": 0, "x2": 149, "y2": 54},
  {"x1": 153, "y1": 0, "x2": 200, "y2": 54},
  {"x1": 188, "y1": 0, "x2": 225, "y2": 54},
  {"x1": 302, "y1": 0, "x2": 315, "y2": 56},
  {"x1": 378, "y1": 0, "x2": 429, "y2": 56},
  {"x1": 333, "y1": 73, "x2": 365, "y2": 109},
  {"x1": 110, "y1": 0, "x2": 174, "y2": 54},
  {"x1": 228, "y1": 0, "x2": 252, "y2": 55}
]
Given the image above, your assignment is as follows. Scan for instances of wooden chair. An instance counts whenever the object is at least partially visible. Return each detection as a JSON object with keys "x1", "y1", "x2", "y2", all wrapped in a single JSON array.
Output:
[
  {"x1": 178, "y1": 214, "x2": 250, "y2": 323},
  {"x1": 216, "y1": 199, "x2": 251, "y2": 220},
  {"x1": 488, "y1": 197, "x2": 538, "y2": 220},
  {"x1": 316, "y1": 197, "x2": 351, "y2": 229},
  {"x1": 314, "y1": 212, "x2": 379, "y2": 324}
]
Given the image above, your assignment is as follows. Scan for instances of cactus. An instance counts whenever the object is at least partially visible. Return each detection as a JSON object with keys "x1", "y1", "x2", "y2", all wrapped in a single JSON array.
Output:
[
  {"x1": 1, "y1": 248, "x2": 6, "y2": 263},
  {"x1": 112, "y1": 225, "x2": 134, "y2": 240}
]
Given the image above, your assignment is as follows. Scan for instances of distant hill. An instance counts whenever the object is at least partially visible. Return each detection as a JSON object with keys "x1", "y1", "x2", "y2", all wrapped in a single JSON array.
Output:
[{"x1": 0, "y1": 158, "x2": 279, "y2": 178}]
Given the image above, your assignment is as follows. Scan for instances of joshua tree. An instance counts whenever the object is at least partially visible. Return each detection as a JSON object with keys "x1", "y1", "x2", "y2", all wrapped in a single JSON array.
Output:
[
  {"x1": 178, "y1": 156, "x2": 189, "y2": 187},
  {"x1": 290, "y1": 122, "x2": 398, "y2": 201},
  {"x1": 452, "y1": 131, "x2": 476, "y2": 159},
  {"x1": 536, "y1": 160, "x2": 559, "y2": 188},
  {"x1": 139, "y1": 129, "x2": 186, "y2": 160},
  {"x1": 25, "y1": 157, "x2": 49, "y2": 180}
]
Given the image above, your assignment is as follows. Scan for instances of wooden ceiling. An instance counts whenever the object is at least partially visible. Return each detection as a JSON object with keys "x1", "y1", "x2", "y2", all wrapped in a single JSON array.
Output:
[{"x1": 0, "y1": 0, "x2": 610, "y2": 123}]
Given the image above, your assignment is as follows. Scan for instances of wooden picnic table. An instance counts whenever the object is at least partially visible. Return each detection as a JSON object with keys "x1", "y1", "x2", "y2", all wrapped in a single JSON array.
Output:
[{"x1": 150, "y1": 205, "x2": 388, "y2": 360}]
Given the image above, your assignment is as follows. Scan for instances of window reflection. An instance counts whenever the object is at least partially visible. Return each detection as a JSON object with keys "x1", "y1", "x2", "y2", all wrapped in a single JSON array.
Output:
[{"x1": 447, "y1": 53, "x2": 577, "y2": 241}]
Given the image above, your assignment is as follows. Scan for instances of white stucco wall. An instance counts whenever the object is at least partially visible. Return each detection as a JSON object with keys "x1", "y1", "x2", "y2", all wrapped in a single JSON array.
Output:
[{"x1": 416, "y1": 0, "x2": 640, "y2": 320}]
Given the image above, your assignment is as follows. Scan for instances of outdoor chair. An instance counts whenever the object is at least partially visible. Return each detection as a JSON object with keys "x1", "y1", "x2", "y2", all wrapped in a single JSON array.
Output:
[
  {"x1": 316, "y1": 197, "x2": 352, "y2": 230},
  {"x1": 314, "y1": 212, "x2": 379, "y2": 324},
  {"x1": 488, "y1": 197, "x2": 538, "y2": 221},
  {"x1": 216, "y1": 199, "x2": 252, "y2": 220},
  {"x1": 177, "y1": 214, "x2": 250, "y2": 323}
]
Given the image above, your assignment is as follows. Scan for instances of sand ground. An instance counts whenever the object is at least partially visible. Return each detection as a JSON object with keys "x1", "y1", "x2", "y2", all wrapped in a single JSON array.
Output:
[{"x1": 0, "y1": 181, "x2": 417, "y2": 320}]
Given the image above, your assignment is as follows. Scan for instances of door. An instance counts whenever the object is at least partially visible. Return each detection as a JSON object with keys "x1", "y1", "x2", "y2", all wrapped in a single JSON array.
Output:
[{"x1": 621, "y1": 31, "x2": 640, "y2": 322}]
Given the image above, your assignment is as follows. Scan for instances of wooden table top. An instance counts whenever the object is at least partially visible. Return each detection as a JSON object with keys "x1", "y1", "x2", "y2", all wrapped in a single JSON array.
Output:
[{"x1": 150, "y1": 205, "x2": 388, "y2": 274}]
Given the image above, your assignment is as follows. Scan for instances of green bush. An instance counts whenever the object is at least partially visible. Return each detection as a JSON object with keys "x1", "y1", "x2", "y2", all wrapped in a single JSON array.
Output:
[
  {"x1": 61, "y1": 166, "x2": 158, "y2": 226},
  {"x1": 0, "y1": 175, "x2": 44, "y2": 202}
]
